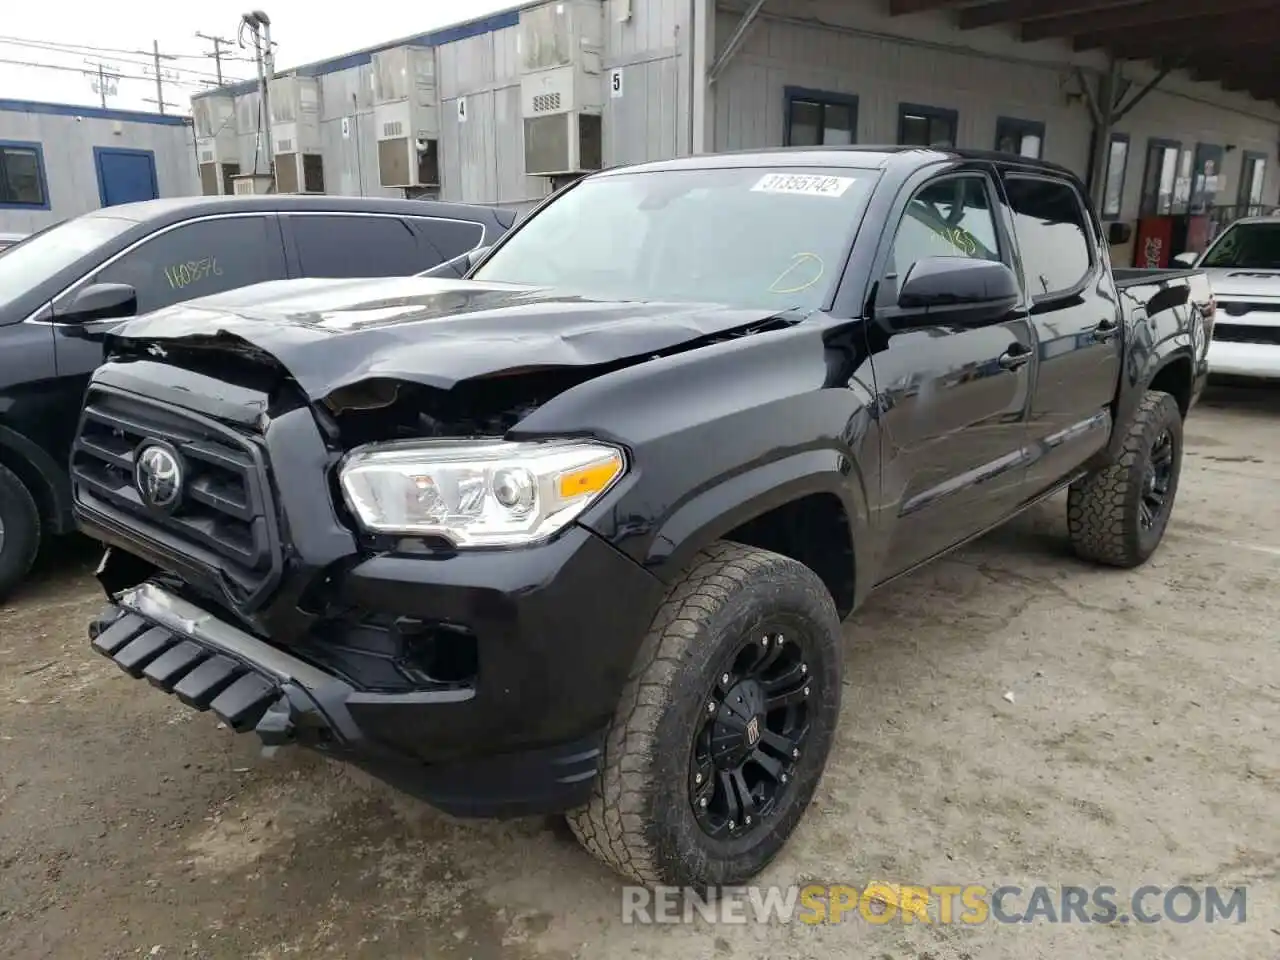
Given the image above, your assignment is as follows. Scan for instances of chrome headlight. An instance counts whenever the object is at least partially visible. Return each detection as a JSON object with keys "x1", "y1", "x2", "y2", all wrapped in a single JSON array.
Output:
[{"x1": 338, "y1": 438, "x2": 626, "y2": 547}]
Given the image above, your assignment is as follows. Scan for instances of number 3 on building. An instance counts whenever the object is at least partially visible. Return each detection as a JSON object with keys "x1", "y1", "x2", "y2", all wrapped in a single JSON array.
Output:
[{"x1": 610, "y1": 69, "x2": 623, "y2": 98}]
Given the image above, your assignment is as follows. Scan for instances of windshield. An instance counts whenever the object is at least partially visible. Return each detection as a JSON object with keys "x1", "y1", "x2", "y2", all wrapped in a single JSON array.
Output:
[
  {"x1": 1201, "y1": 222, "x2": 1280, "y2": 270},
  {"x1": 471, "y1": 166, "x2": 879, "y2": 311},
  {"x1": 0, "y1": 215, "x2": 135, "y2": 312}
]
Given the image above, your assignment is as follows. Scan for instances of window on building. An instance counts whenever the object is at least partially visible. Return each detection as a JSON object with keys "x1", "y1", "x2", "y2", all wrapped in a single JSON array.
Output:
[
  {"x1": 1238, "y1": 151, "x2": 1267, "y2": 213},
  {"x1": 1004, "y1": 175, "x2": 1093, "y2": 300},
  {"x1": 898, "y1": 104, "x2": 958, "y2": 148},
  {"x1": 1140, "y1": 139, "x2": 1182, "y2": 217},
  {"x1": 1102, "y1": 133, "x2": 1129, "y2": 220},
  {"x1": 784, "y1": 88, "x2": 858, "y2": 146},
  {"x1": 994, "y1": 117, "x2": 1044, "y2": 159},
  {"x1": 0, "y1": 141, "x2": 48, "y2": 208},
  {"x1": 92, "y1": 215, "x2": 287, "y2": 314},
  {"x1": 888, "y1": 176, "x2": 1001, "y2": 280}
]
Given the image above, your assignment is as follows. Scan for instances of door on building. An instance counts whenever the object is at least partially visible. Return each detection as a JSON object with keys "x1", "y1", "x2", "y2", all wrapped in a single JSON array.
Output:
[
  {"x1": 1191, "y1": 143, "x2": 1225, "y2": 214},
  {"x1": 93, "y1": 147, "x2": 159, "y2": 207}
]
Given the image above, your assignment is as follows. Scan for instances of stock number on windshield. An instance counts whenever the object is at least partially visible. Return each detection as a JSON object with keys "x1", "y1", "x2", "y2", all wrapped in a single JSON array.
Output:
[{"x1": 163, "y1": 257, "x2": 223, "y2": 290}]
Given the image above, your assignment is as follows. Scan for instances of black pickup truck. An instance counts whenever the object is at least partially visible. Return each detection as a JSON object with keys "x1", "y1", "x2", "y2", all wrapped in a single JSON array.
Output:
[{"x1": 73, "y1": 147, "x2": 1210, "y2": 887}]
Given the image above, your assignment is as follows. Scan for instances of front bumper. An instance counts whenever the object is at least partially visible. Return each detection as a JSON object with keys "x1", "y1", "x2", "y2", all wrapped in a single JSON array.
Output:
[
  {"x1": 90, "y1": 571, "x2": 655, "y2": 817},
  {"x1": 1207, "y1": 338, "x2": 1280, "y2": 380}
]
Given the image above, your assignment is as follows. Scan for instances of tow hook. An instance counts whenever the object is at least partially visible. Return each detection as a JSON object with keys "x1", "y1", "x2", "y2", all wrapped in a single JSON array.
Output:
[{"x1": 255, "y1": 693, "x2": 298, "y2": 750}]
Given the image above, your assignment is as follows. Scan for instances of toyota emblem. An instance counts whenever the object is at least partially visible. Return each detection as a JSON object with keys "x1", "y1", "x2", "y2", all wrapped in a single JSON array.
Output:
[{"x1": 135, "y1": 443, "x2": 183, "y2": 511}]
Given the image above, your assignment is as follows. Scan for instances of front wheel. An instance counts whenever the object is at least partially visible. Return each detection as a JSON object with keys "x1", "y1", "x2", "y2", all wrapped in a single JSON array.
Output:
[
  {"x1": 0, "y1": 462, "x2": 41, "y2": 602},
  {"x1": 567, "y1": 541, "x2": 843, "y2": 887},
  {"x1": 1067, "y1": 390, "x2": 1183, "y2": 568}
]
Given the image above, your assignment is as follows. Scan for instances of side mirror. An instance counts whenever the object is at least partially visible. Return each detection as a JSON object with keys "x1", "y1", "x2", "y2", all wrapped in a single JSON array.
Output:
[
  {"x1": 883, "y1": 257, "x2": 1020, "y2": 330},
  {"x1": 464, "y1": 245, "x2": 492, "y2": 273},
  {"x1": 60, "y1": 282, "x2": 137, "y2": 323},
  {"x1": 1171, "y1": 251, "x2": 1198, "y2": 268}
]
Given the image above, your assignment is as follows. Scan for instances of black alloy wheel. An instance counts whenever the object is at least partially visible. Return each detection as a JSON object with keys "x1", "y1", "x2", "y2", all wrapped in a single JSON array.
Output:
[
  {"x1": 1140, "y1": 428, "x2": 1175, "y2": 531},
  {"x1": 690, "y1": 627, "x2": 812, "y2": 840}
]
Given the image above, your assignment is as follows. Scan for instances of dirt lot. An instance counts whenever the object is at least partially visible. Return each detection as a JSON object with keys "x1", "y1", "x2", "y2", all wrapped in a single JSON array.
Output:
[{"x1": 2, "y1": 384, "x2": 1279, "y2": 960}]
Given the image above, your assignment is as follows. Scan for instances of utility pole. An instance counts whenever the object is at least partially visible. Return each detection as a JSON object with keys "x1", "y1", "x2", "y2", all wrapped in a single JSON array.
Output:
[
  {"x1": 242, "y1": 11, "x2": 275, "y2": 169},
  {"x1": 152, "y1": 40, "x2": 167, "y2": 114},
  {"x1": 196, "y1": 31, "x2": 236, "y2": 85},
  {"x1": 83, "y1": 60, "x2": 120, "y2": 108}
]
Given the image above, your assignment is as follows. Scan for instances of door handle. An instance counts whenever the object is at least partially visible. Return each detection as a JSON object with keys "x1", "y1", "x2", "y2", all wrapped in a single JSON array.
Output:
[
  {"x1": 1092, "y1": 318, "x2": 1120, "y2": 342},
  {"x1": 998, "y1": 345, "x2": 1032, "y2": 371}
]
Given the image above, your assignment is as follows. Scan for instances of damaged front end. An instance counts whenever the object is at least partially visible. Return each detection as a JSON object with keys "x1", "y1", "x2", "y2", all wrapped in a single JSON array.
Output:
[{"x1": 70, "y1": 280, "x2": 812, "y2": 813}]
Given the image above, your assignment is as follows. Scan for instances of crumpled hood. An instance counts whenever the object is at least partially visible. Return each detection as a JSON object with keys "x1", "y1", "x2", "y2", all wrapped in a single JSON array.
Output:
[
  {"x1": 1201, "y1": 268, "x2": 1280, "y2": 300},
  {"x1": 109, "y1": 276, "x2": 802, "y2": 400}
]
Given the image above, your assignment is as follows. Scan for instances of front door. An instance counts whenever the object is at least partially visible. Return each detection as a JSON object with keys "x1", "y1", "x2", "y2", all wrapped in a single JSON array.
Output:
[
  {"x1": 1000, "y1": 173, "x2": 1121, "y2": 496},
  {"x1": 94, "y1": 148, "x2": 159, "y2": 207},
  {"x1": 872, "y1": 170, "x2": 1035, "y2": 579}
]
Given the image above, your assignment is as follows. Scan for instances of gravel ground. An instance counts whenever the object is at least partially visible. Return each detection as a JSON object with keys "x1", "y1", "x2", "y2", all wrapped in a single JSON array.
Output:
[{"x1": 1, "y1": 383, "x2": 1278, "y2": 960}]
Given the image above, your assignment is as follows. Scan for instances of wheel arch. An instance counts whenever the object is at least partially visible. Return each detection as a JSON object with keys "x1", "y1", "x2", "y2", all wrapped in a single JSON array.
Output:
[
  {"x1": 642, "y1": 450, "x2": 866, "y2": 619},
  {"x1": 0, "y1": 425, "x2": 74, "y2": 534}
]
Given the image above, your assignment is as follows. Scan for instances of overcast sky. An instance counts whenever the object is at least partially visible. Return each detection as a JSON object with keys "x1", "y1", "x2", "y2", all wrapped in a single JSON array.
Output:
[{"x1": 0, "y1": 0, "x2": 516, "y2": 114}]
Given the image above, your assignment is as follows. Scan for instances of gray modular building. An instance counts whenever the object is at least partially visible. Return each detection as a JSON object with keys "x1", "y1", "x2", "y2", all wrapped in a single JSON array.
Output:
[
  {"x1": 0, "y1": 99, "x2": 198, "y2": 233},
  {"x1": 190, "y1": 0, "x2": 1280, "y2": 262}
]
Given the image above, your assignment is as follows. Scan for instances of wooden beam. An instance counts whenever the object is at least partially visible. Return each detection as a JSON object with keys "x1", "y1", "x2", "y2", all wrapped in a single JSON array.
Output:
[
  {"x1": 1076, "y1": 10, "x2": 1280, "y2": 55},
  {"x1": 887, "y1": 0, "x2": 967, "y2": 15},
  {"x1": 1022, "y1": 0, "x2": 1268, "y2": 42},
  {"x1": 956, "y1": 0, "x2": 1141, "y2": 30}
]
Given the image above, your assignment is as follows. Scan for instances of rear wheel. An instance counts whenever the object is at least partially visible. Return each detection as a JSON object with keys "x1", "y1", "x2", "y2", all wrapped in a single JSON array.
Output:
[
  {"x1": 1067, "y1": 390, "x2": 1183, "y2": 568},
  {"x1": 567, "y1": 541, "x2": 843, "y2": 886},
  {"x1": 0, "y1": 462, "x2": 41, "y2": 602}
]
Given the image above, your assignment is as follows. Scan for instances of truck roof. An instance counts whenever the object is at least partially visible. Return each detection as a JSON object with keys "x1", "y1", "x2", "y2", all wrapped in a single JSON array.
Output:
[{"x1": 600, "y1": 145, "x2": 1080, "y2": 180}]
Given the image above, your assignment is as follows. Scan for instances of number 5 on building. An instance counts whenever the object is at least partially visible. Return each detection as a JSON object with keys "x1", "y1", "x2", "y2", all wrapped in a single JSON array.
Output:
[{"x1": 610, "y1": 69, "x2": 623, "y2": 98}]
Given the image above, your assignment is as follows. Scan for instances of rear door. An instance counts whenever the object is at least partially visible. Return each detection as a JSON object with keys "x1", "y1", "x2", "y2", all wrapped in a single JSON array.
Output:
[
  {"x1": 48, "y1": 214, "x2": 287, "y2": 461},
  {"x1": 999, "y1": 172, "x2": 1121, "y2": 495},
  {"x1": 283, "y1": 213, "x2": 436, "y2": 278},
  {"x1": 872, "y1": 166, "x2": 1036, "y2": 579}
]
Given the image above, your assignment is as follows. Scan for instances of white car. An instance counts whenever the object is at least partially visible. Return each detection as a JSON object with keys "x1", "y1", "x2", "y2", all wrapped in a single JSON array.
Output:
[{"x1": 1176, "y1": 216, "x2": 1280, "y2": 379}]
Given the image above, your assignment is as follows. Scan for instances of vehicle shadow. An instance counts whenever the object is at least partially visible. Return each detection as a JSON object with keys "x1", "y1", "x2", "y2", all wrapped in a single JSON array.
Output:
[
  {"x1": 1198, "y1": 377, "x2": 1280, "y2": 416},
  {"x1": 5, "y1": 533, "x2": 103, "y2": 606}
]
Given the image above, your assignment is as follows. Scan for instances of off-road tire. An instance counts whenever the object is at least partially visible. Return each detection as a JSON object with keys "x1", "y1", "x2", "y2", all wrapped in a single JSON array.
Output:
[
  {"x1": 0, "y1": 462, "x2": 41, "y2": 602},
  {"x1": 1067, "y1": 390, "x2": 1183, "y2": 568},
  {"x1": 567, "y1": 541, "x2": 843, "y2": 887}
]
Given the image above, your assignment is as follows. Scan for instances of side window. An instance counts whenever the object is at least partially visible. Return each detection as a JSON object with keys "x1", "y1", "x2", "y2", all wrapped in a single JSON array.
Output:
[
  {"x1": 292, "y1": 215, "x2": 428, "y2": 278},
  {"x1": 1003, "y1": 176, "x2": 1093, "y2": 299},
  {"x1": 93, "y1": 216, "x2": 285, "y2": 314},
  {"x1": 888, "y1": 176, "x2": 1001, "y2": 280},
  {"x1": 409, "y1": 217, "x2": 485, "y2": 262}
]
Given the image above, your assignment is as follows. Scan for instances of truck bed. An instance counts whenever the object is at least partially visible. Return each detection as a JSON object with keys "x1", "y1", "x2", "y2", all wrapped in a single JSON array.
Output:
[{"x1": 1111, "y1": 267, "x2": 1202, "y2": 287}]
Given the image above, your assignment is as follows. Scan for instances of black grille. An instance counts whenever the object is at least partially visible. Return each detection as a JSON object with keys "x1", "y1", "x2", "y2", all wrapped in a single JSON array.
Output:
[
  {"x1": 71, "y1": 387, "x2": 281, "y2": 605},
  {"x1": 1212, "y1": 323, "x2": 1280, "y2": 345},
  {"x1": 1218, "y1": 300, "x2": 1280, "y2": 318}
]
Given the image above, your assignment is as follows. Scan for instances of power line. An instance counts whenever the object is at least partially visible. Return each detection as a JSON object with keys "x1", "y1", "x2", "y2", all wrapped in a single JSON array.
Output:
[
  {"x1": 195, "y1": 32, "x2": 237, "y2": 86},
  {"x1": 0, "y1": 36, "x2": 253, "y2": 84},
  {"x1": 0, "y1": 33, "x2": 257, "y2": 65}
]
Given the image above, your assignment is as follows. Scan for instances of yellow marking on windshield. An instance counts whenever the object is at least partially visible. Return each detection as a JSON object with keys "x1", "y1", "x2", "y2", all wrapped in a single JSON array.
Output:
[{"x1": 769, "y1": 252, "x2": 825, "y2": 295}]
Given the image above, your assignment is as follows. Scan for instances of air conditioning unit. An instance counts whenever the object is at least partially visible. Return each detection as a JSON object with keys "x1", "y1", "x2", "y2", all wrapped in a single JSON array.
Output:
[
  {"x1": 373, "y1": 45, "x2": 440, "y2": 188},
  {"x1": 274, "y1": 152, "x2": 326, "y2": 194},
  {"x1": 230, "y1": 173, "x2": 275, "y2": 195},
  {"x1": 193, "y1": 94, "x2": 239, "y2": 195},
  {"x1": 270, "y1": 74, "x2": 322, "y2": 176},
  {"x1": 518, "y1": 0, "x2": 605, "y2": 177}
]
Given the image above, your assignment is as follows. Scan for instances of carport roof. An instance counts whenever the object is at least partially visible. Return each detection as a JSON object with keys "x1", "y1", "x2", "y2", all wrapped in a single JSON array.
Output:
[{"x1": 888, "y1": 0, "x2": 1280, "y2": 106}]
